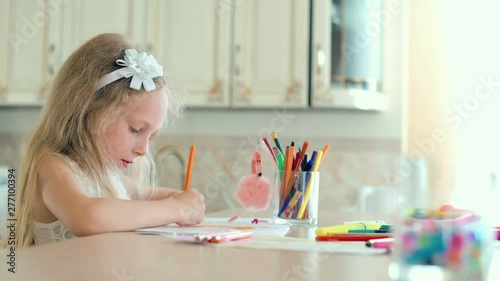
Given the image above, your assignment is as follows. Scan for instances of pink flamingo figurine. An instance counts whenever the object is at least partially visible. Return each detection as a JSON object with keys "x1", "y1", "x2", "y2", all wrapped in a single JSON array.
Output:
[{"x1": 230, "y1": 152, "x2": 272, "y2": 222}]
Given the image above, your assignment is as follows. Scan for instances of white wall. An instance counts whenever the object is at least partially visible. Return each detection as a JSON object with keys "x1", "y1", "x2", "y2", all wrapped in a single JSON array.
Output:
[
  {"x1": 405, "y1": 0, "x2": 500, "y2": 212},
  {"x1": 0, "y1": 103, "x2": 402, "y2": 139}
]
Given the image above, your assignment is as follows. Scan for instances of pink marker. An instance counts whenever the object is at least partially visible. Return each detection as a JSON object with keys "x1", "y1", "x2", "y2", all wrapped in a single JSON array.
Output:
[{"x1": 366, "y1": 237, "x2": 394, "y2": 249}]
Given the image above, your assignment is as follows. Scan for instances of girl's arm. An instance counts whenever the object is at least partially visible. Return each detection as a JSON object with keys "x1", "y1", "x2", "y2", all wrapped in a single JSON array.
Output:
[
  {"x1": 149, "y1": 187, "x2": 181, "y2": 200},
  {"x1": 38, "y1": 155, "x2": 205, "y2": 237},
  {"x1": 122, "y1": 175, "x2": 181, "y2": 200}
]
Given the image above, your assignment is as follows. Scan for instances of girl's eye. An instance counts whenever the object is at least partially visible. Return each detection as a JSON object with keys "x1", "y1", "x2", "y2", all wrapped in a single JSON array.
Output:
[{"x1": 130, "y1": 126, "x2": 140, "y2": 134}]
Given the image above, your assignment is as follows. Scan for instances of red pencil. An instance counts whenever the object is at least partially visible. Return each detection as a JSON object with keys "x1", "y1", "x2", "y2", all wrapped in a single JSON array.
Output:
[
  {"x1": 316, "y1": 234, "x2": 392, "y2": 242},
  {"x1": 262, "y1": 137, "x2": 276, "y2": 162}
]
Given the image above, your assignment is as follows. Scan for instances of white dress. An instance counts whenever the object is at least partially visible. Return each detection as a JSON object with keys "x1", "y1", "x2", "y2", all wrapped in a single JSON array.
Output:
[{"x1": 33, "y1": 154, "x2": 129, "y2": 245}]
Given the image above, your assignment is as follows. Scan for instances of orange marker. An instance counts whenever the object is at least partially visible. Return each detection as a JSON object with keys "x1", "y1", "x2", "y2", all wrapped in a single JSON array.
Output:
[
  {"x1": 321, "y1": 144, "x2": 331, "y2": 160},
  {"x1": 184, "y1": 146, "x2": 196, "y2": 190},
  {"x1": 294, "y1": 141, "x2": 309, "y2": 170}
]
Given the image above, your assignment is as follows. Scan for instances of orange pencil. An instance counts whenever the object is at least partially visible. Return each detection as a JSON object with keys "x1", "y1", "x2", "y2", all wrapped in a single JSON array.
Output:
[
  {"x1": 184, "y1": 145, "x2": 196, "y2": 190},
  {"x1": 294, "y1": 141, "x2": 309, "y2": 170},
  {"x1": 321, "y1": 144, "x2": 331, "y2": 160},
  {"x1": 287, "y1": 143, "x2": 295, "y2": 187},
  {"x1": 281, "y1": 141, "x2": 308, "y2": 207},
  {"x1": 281, "y1": 146, "x2": 290, "y2": 198}
]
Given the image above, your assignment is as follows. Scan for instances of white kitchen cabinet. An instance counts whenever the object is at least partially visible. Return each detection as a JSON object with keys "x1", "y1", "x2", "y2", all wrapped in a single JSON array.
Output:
[
  {"x1": 0, "y1": 0, "x2": 151, "y2": 106},
  {"x1": 61, "y1": 0, "x2": 134, "y2": 59},
  {"x1": 1, "y1": 0, "x2": 395, "y2": 110},
  {"x1": 0, "y1": 0, "x2": 9, "y2": 102},
  {"x1": 146, "y1": 0, "x2": 308, "y2": 108},
  {"x1": 1, "y1": 0, "x2": 309, "y2": 108},
  {"x1": 0, "y1": 0, "x2": 64, "y2": 106},
  {"x1": 232, "y1": 0, "x2": 309, "y2": 108},
  {"x1": 61, "y1": 0, "x2": 231, "y2": 108},
  {"x1": 150, "y1": 0, "x2": 231, "y2": 107}
]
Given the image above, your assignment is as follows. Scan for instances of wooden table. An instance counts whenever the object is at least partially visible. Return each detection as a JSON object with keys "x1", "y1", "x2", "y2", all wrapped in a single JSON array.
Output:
[{"x1": 1, "y1": 211, "x2": 498, "y2": 281}]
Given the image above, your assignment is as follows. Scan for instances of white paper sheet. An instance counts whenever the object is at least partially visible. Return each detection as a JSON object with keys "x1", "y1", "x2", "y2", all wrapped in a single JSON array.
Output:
[{"x1": 136, "y1": 217, "x2": 290, "y2": 237}]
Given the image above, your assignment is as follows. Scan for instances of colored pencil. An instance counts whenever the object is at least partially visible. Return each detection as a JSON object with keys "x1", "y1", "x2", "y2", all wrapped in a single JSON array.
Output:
[
  {"x1": 184, "y1": 145, "x2": 196, "y2": 190},
  {"x1": 321, "y1": 144, "x2": 331, "y2": 160},
  {"x1": 316, "y1": 234, "x2": 392, "y2": 242}
]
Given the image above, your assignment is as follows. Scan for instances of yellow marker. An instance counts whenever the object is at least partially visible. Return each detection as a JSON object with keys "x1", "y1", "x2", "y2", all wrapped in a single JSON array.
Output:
[
  {"x1": 281, "y1": 191, "x2": 302, "y2": 217},
  {"x1": 296, "y1": 150, "x2": 323, "y2": 219},
  {"x1": 315, "y1": 222, "x2": 381, "y2": 236}
]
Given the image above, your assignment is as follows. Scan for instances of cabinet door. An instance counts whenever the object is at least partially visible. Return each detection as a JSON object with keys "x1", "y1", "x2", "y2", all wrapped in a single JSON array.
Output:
[
  {"x1": 62, "y1": 0, "x2": 133, "y2": 59},
  {"x1": 153, "y1": 0, "x2": 231, "y2": 107},
  {"x1": 46, "y1": 0, "x2": 67, "y2": 94},
  {"x1": 129, "y1": 0, "x2": 153, "y2": 50},
  {"x1": 2, "y1": 0, "x2": 60, "y2": 105},
  {"x1": 311, "y1": 0, "x2": 388, "y2": 110},
  {"x1": 232, "y1": 0, "x2": 309, "y2": 108}
]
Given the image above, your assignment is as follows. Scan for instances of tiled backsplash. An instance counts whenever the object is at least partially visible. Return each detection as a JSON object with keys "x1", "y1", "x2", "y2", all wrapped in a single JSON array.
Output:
[
  {"x1": 0, "y1": 133, "x2": 24, "y2": 169},
  {"x1": 154, "y1": 135, "x2": 401, "y2": 213},
  {"x1": 0, "y1": 133, "x2": 402, "y2": 213}
]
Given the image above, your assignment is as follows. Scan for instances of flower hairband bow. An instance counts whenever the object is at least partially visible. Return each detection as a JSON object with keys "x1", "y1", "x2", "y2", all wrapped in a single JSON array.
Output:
[{"x1": 97, "y1": 49, "x2": 163, "y2": 92}]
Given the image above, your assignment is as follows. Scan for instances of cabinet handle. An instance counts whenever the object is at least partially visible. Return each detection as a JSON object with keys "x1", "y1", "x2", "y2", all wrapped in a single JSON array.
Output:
[
  {"x1": 234, "y1": 44, "x2": 241, "y2": 76},
  {"x1": 313, "y1": 43, "x2": 327, "y2": 101},
  {"x1": 315, "y1": 44, "x2": 325, "y2": 75},
  {"x1": 47, "y1": 44, "x2": 56, "y2": 76},
  {"x1": 233, "y1": 44, "x2": 251, "y2": 103},
  {"x1": 235, "y1": 80, "x2": 251, "y2": 103},
  {"x1": 285, "y1": 81, "x2": 301, "y2": 102},
  {"x1": 208, "y1": 79, "x2": 224, "y2": 102},
  {"x1": 40, "y1": 43, "x2": 56, "y2": 97}
]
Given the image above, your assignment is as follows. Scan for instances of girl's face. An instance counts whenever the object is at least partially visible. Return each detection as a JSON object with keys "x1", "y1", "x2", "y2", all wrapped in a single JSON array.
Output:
[{"x1": 104, "y1": 88, "x2": 168, "y2": 169}]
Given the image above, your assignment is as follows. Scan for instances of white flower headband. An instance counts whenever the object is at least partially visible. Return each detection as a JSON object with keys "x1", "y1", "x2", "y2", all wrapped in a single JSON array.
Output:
[{"x1": 97, "y1": 49, "x2": 163, "y2": 92}]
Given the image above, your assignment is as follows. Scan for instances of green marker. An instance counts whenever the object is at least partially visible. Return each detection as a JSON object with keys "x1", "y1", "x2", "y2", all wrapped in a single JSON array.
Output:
[
  {"x1": 271, "y1": 132, "x2": 284, "y2": 155},
  {"x1": 277, "y1": 152, "x2": 285, "y2": 172},
  {"x1": 348, "y1": 230, "x2": 377, "y2": 233}
]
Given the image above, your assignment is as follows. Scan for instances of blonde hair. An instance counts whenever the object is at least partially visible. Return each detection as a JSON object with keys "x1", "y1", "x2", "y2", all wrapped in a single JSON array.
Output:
[{"x1": 8, "y1": 33, "x2": 184, "y2": 248}]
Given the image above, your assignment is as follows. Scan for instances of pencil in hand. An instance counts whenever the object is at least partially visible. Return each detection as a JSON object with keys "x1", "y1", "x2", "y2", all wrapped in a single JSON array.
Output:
[{"x1": 184, "y1": 145, "x2": 196, "y2": 190}]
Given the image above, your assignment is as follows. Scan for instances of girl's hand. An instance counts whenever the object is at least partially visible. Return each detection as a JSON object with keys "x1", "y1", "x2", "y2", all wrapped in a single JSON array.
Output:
[{"x1": 168, "y1": 189, "x2": 206, "y2": 226}]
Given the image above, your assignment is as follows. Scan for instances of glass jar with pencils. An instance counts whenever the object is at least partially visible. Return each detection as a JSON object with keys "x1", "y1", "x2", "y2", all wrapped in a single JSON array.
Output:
[
  {"x1": 261, "y1": 135, "x2": 328, "y2": 226},
  {"x1": 273, "y1": 170, "x2": 320, "y2": 225}
]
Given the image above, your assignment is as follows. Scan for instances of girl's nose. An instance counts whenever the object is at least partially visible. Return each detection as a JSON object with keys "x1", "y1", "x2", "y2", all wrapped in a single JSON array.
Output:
[{"x1": 133, "y1": 139, "x2": 149, "y2": 156}]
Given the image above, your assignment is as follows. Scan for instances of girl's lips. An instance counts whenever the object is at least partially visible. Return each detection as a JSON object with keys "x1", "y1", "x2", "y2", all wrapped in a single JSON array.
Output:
[{"x1": 121, "y1": 160, "x2": 132, "y2": 168}]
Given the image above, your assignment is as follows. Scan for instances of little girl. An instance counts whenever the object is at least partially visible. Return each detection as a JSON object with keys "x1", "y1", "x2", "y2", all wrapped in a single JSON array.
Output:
[{"x1": 10, "y1": 33, "x2": 205, "y2": 248}]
